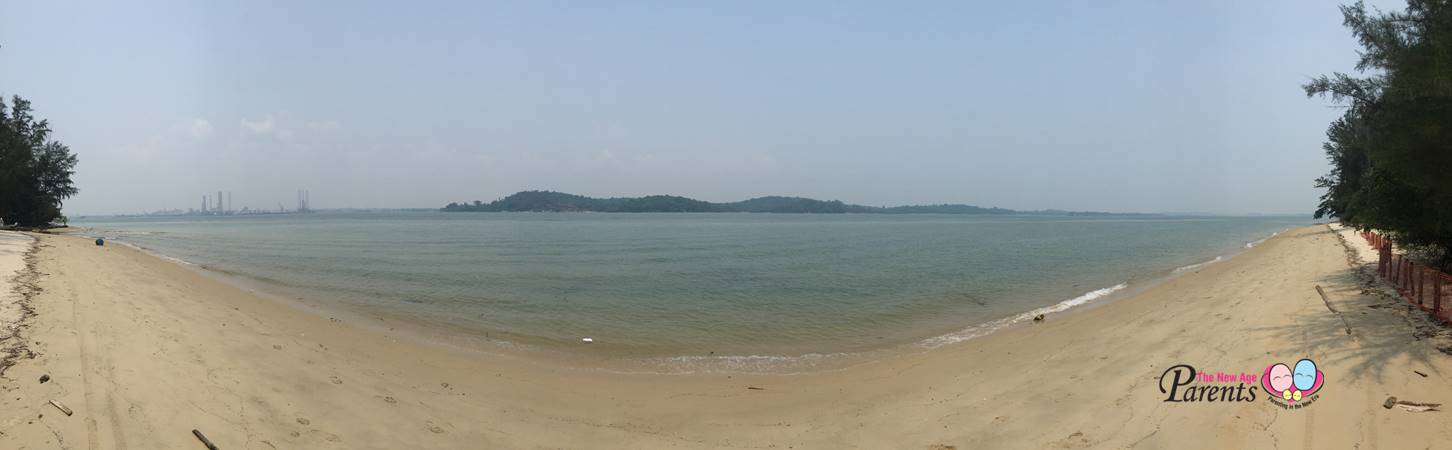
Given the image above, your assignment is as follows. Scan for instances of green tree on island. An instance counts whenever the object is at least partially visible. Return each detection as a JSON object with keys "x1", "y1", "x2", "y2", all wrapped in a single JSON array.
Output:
[
  {"x1": 0, "y1": 95, "x2": 79, "y2": 228},
  {"x1": 1308, "y1": 0, "x2": 1452, "y2": 269}
]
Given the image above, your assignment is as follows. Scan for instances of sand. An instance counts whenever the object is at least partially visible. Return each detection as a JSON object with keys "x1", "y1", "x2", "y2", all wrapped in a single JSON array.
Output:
[
  {"x1": 0, "y1": 224, "x2": 1450, "y2": 449},
  {"x1": 0, "y1": 231, "x2": 36, "y2": 375}
]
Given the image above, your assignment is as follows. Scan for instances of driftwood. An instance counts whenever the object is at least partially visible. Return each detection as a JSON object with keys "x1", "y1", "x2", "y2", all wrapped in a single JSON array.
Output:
[
  {"x1": 1314, "y1": 285, "x2": 1354, "y2": 336},
  {"x1": 1395, "y1": 401, "x2": 1442, "y2": 412},
  {"x1": 1384, "y1": 396, "x2": 1442, "y2": 412},
  {"x1": 47, "y1": 400, "x2": 72, "y2": 416},
  {"x1": 192, "y1": 429, "x2": 220, "y2": 450}
]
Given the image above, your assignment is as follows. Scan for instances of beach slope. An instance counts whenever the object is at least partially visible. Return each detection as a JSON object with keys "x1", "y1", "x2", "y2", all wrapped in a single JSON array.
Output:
[{"x1": 1, "y1": 225, "x2": 1450, "y2": 449}]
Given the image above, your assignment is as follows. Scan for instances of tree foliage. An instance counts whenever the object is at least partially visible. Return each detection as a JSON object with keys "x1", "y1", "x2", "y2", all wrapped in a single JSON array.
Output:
[
  {"x1": 1308, "y1": 1, "x2": 1452, "y2": 268},
  {"x1": 0, "y1": 95, "x2": 79, "y2": 227}
]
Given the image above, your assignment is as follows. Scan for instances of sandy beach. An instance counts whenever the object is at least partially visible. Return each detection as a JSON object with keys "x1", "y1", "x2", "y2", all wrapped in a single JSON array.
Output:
[{"x1": 0, "y1": 224, "x2": 1449, "y2": 449}]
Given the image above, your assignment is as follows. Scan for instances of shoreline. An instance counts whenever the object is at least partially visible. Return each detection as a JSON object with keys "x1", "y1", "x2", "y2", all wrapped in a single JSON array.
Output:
[
  {"x1": 68, "y1": 225, "x2": 1294, "y2": 374},
  {"x1": 3, "y1": 224, "x2": 1452, "y2": 447}
]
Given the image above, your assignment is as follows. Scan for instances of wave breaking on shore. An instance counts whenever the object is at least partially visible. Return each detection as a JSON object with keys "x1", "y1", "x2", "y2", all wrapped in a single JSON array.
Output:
[
  {"x1": 916, "y1": 283, "x2": 1128, "y2": 349},
  {"x1": 1174, "y1": 256, "x2": 1223, "y2": 273}
]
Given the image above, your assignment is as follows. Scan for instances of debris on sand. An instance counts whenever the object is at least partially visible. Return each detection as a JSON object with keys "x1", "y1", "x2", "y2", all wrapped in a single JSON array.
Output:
[
  {"x1": 48, "y1": 400, "x2": 72, "y2": 416},
  {"x1": 1384, "y1": 396, "x2": 1441, "y2": 412},
  {"x1": 193, "y1": 429, "x2": 219, "y2": 450}
]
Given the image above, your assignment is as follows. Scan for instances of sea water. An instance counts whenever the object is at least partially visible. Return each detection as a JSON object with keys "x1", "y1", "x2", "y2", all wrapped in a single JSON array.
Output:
[{"x1": 74, "y1": 212, "x2": 1306, "y2": 371}]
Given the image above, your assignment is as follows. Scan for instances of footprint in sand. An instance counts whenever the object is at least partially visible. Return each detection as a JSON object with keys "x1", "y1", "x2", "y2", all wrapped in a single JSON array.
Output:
[
  {"x1": 383, "y1": 396, "x2": 397, "y2": 404},
  {"x1": 429, "y1": 425, "x2": 446, "y2": 434},
  {"x1": 297, "y1": 418, "x2": 310, "y2": 425},
  {"x1": 329, "y1": 376, "x2": 343, "y2": 385}
]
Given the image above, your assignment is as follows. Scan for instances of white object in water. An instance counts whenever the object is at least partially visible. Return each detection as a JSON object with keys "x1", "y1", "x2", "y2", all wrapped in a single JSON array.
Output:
[{"x1": 581, "y1": 337, "x2": 594, "y2": 343}]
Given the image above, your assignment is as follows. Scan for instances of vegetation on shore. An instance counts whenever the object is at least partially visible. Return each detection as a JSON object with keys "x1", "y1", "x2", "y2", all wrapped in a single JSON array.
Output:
[
  {"x1": 443, "y1": 190, "x2": 1134, "y2": 215},
  {"x1": 0, "y1": 96, "x2": 78, "y2": 228},
  {"x1": 1307, "y1": 1, "x2": 1452, "y2": 269}
]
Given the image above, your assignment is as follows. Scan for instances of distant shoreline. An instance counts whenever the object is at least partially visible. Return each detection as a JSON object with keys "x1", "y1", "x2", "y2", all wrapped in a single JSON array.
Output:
[{"x1": 443, "y1": 190, "x2": 1159, "y2": 215}]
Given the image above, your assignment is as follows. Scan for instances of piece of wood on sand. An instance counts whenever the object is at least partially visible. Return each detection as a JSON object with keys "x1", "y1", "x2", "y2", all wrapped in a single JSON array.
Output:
[
  {"x1": 193, "y1": 429, "x2": 220, "y2": 450},
  {"x1": 48, "y1": 400, "x2": 72, "y2": 416},
  {"x1": 1314, "y1": 285, "x2": 1353, "y2": 336}
]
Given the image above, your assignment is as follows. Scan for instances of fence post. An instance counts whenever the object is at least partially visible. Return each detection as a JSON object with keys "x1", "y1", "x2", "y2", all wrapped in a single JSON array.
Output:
[
  {"x1": 1404, "y1": 260, "x2": 1411, "y2": 298},
  {"x1": 1403, "y1": 259, "x2": 1411, "y2": 295},
  {"x1": 1436, "y1": 274, "x2": 1443, "y2": 315},
  {"x1": 1381, "y1": 246, "x2": 1388, "y2": 277},
  {"x1": 1413, "y1": 265, "x2": 1420, "y2": 305},
  {"x1": 1417, "y1": 267, "x2": 1424, "y2": 305},
  {"x1": 1420, "y1": 268, "x2": 1427, "y2": 305},
  {"x1": 1409, "y1": 262, "x2": 1416, "y2": 298},
  {"x1": 1407, "y1": 261, "x2": 1414, "y2": 296}
]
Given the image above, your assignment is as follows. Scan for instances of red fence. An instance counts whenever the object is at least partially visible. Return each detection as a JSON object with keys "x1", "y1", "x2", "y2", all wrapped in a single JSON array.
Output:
[{"x1": 1363, "y1": 231, "x2": 1452, "y2": 323}]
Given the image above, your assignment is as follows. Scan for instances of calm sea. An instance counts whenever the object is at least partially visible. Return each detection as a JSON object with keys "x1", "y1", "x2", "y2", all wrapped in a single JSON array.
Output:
[{"x1": 74, "y1": 212, "x2": 1306, "y2": 372}]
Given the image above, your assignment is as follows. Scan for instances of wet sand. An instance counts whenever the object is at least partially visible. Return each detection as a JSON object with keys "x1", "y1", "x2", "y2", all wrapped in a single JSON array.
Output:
[{"x1": 1, "y1": 224, "x2": 1450, "y2": 449}]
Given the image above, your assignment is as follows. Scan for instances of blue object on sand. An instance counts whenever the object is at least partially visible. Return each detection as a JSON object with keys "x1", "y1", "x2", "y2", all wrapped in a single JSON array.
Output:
[{"x1": 95, "y1": 238, "x2": 104, "y2": 246}]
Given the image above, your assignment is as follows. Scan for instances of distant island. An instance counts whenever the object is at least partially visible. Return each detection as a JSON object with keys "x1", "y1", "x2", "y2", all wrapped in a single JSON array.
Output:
[{"x1": 442, "y1": 191, "x2": 1144, "y2": 215}]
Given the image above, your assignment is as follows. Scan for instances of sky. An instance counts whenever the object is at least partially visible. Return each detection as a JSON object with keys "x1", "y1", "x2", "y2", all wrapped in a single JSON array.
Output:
[{"x1": 0, "y1": 0, "x2": 1403, "y2": 215}]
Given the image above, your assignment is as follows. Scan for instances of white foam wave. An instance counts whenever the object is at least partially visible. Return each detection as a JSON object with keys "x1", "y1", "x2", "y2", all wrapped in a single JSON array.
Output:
[
  {"x1": 159, "y1": 254, "x2": 195, "y2": 266},
  {"x1": 113, "y1": 240, "x2": 195, "y2": 266},
  {"x1": 1245, "y1": 229, "x2": 1286, "y2": 249},
  {"x1": 1173, "y1": 256, "x2": 1222, "y2": 274},
  {"x1": 916, "y1": 282, "x2": 1128, "y2": 348},
  {"x1": 636, "y1": 352, "x2": 848, "y2": 374}
]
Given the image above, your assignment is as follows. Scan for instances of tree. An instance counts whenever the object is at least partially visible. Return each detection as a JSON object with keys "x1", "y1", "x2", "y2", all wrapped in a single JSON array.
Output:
[
  {"x1": 0, "y1": 95, "x2": 80, "y2": 227},
  {"x1": 1307, "y1": 1, "x2": 1452, "y2": 269}
]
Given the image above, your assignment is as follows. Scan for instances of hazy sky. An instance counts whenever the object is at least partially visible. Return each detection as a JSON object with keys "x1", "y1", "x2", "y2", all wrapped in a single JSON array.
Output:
[{"x1": 1, "y1": 1, "x2": 1399, "y2": 215}]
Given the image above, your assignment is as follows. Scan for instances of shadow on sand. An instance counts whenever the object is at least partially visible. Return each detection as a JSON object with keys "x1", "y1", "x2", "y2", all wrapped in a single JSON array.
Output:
[{"x1": 1248, "y1": 237, "x2": 1452, "y2": 385}]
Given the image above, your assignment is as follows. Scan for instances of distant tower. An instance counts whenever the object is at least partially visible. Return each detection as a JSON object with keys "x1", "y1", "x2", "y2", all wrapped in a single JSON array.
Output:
[
  {"x1": 202, "y1": 195, "x2": 208, "y2": 213},
  {"x1": 227, "y1": 192, "x2": 232, "y2": 214},
  {"x1": 296, "y1": 189, "x2": 311, "y2": 212}
]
